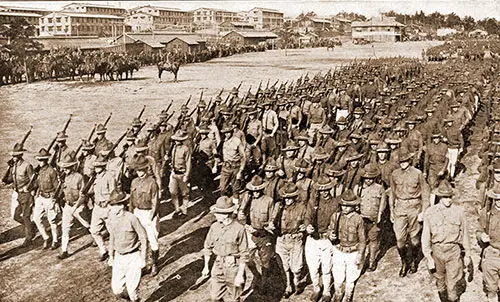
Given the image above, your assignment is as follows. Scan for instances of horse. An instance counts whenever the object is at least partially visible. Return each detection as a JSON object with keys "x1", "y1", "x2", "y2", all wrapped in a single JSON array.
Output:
[{"x1": 157, "y1": 53, "x2": 180, "y2": 82}]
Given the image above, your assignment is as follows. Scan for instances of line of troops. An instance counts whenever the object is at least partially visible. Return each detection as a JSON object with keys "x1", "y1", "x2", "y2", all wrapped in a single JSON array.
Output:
[{"x1": 2, "y1": 57, "x2": 500, "y2": 302}]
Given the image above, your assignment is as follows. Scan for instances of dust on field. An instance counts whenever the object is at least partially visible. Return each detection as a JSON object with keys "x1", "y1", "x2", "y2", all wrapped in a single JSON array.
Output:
[{"x1": 0, "y1": 41, "x2": 468, "y2": 302}]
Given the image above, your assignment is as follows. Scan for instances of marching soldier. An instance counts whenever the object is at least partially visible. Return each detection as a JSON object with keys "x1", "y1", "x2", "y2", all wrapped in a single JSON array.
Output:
[
  {"x1": 94, "y1": 123, "x2": 111, "y2": 156},
  {"x1": 168, "y1": 130, "x2": 192, "y2": 216},
  {"x1": 33, "y1": 148, "x2": 60, "y2": 250},
  {"x1": 52, "y1": 131, "x2": 71, "y2": 167},
  {"x1": 241, "y1": 175, "x2": 276, "y2": 294},
  {"x1": 5, "y1": 143, "x2": 35, "y2": 246},
  {"x1": 442, "y1": 117, "x2": 464, "y2": 180},
  {"x1": 78, "y1": 140, "x2": 97, "y2": 178},
  {"x1": 90, "y1": 155, "x2": 117, "y2": 261},
  {"x1": 107, "y1": 189, "x2": 148, "y2": 302},
  {"x1": 277, "y1": 140, "x2": 299, "y2": 181},
  {"x1": 304, "y1": 175, "x2": 339, "y2": 302},
  {"x1": 296, "y1": 131, "x2": 314, "y2": 163},
  {"x1": 58, "y1": 152, "x2": 90, "y2": 259},
  {"x1": 422, "y1": 180, "x2": 471, "y2": 302},
  {"x1": 202, "y1": 196, "x2": 248, "y2": 302},
  {"x1": 130, "y1": 155, "x2": 160, "y2": 276},
  {"x1": 294, "y1": 158, "x2": 313, "y2": 204},
  {"x1": 262, "y1": 159, "x2": 283, "y2": 201},
  {"x1": 275, "y1": 182, "x2": 307, "y2": 298},
  {"x1": 219, "y1": 123, "x2": 246, "y2": 206},
  {"x1": 390, "y1": 149, "x2": 430, "y2": 277},
  {"x1": 354, "y1": 164, "x2": 386, "y2": 271},
  {"x1": 329, "y1": 189, "x2": 366, "y2": 302},
  {"x1": 424, "y1": 130, "x2": 449, "y2": 190},
  {"x1": 261, "y1": 100, "x2": 279, "y2": 160}
]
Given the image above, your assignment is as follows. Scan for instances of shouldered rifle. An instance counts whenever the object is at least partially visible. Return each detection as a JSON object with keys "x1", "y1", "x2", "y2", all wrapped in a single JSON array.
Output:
[
  {"x1": 256, "y1": 80, "x2": 262, "y2": 94},
  {"x1": 77, "y1": 124, "x2": 96, "y2": 155},
  {"x1": 47, "y1": 114, "x2": 73, "y2": 153},
  {"x1": 218, "y1": 88, "x2": 224, "y2": 98},
  {"x1": 82, "y1": 129, "x2": 127, "y2": 196},
  {"x1": 165, "y1": 100, "x2": 173, "y2": 114},
  {"x1": 103, "y1": 112, "x2": 112, "y2": 128},
  {"x1": 185, "y1": 95, "x2": 192, "y2": 108},
  {"x1": 265, "y1": 79, "x2": 270, "y2": 90},
  {"x1": 237, "y1": 81, "x2": 243, "y2": 91},
  {"x1": 199, "y1": 90, "x2": 204, "y2": 102},
  {"x1": 2, "y1": 126, "x2": 33, "y2": 184},
  {"x1": 137, "y1": 105, "x2": 146, "y2": 120}
]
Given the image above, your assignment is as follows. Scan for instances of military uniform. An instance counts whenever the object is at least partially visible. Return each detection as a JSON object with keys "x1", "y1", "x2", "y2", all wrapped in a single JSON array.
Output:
[
  {"x1": 424, "y1": 134, "x2": 449, "y2": 189},
  {"x1": 220, "y1": 127, "x2": 246, "y2": 201},
  {"x1": 169, "y1": 131, "x2": 192, "y2": 215},
  {"x1": 442, "y1": 121, "x2": 464, "y2": 179}
]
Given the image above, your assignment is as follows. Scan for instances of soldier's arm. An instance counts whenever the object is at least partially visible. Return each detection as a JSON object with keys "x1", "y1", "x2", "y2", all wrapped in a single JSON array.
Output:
[
  {"x1": 151, "y1": 181, "x2": 159, "y2": 217},
  {"x1": 423, "y1": 149, "x2": 430, "y2": 174},
  {"x1": 108, "y1": 226, "x2": 115, "y2": 259},
  {"x1": 378, "y1": 186, "x2": 387, "y2": 223},
  {"x1": 271, "y1": 112, "x2": 279, "y2": 136},
  {"x1": 389, "y1": 173, "x2": 396, "y2": 213},
  {"x1": 461, "y1": 208, "x2": 472, "y2": 258},
  {"x1": 202, "y1": 224, "x2": 215, "y2": 273},
  {"x1": 237, "y1": 142, "x2": 246, "y2": 175},
  {"x1": 185, "y1": 149, "x2": 192, "y2": 180},
  {"x1": 357, "y1": 215, "x2": 366, "y2": 257},
  {"x1": 132, "y1": 215, "x2": 148, "y2": 261},
  {"x1": 256, "y1": 121, "x2": 263, "y2": 145},
  {"x1": 421, "y1": 213, "x2": 432, "y2": 260},
  {"x1": 419, "y1": 171, "x2": 430, "y2": 212}
]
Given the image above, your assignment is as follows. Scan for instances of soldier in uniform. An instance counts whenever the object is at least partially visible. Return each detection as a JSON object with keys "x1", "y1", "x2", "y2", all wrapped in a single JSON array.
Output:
[
  {"x1": 245, "y1": 109, "x2": 263, "y2": 172},
  {"x1": 263, "y1": 159, "x2": 283, "y2": 201},
  {"x1": 58, "y1": 152, "x2": 90, "y2": 259},
  {"x1": 219, "y1": 124, "x2": 246, "y2": 206},
  {"x1": 308, "y1": 96, "x2": 326, "y2": 138},
  {"x1": 107, "y1": 189, "x2": 148, "y2": 302},
  {"x1": 422, "y1": 180, "x2": 471, "y2": 302},
  {"x1": 4, "y1": 143, "x2": 35, "y2": 246},
  {"x1": 354, "y1": 164, "x2": 386, "y2": 271},
  {"x1": 442, "y1": 117, "x2": 464, "y2": 180},
  {"x1": 261, "y1": 100, "x2": 279, "y2": 160},
  {"x1": 404, "y1": 119, "x2": 424, "y2": 168},
  {"x1": 202, "y1": 196, "x2": 248, "y2": 302},
  {"x1": 94, "y1": 123, "x2": 112, "y2": 157},
  {"x1": 390, "y1": 149, "x2": 430, "y2": 277},
  {"x1": 52, "y1": 131, "x2": 71, "y2": 167},
  {"x1": 343, "y1": 152, "x2": 364, "y2": 191},
  {"x1": 129, "y1": 154, "x2": 160, "y2": 276},
  {"x1": 275, "y1": 182, "x2": 307, "y2": 298},
  {"x1": 100, "y1": 141, "x2": 124, "y2": 184},
  {"x1": 78, "y1": 141, "x2": 97, "y2": 178},
  {"x1": 90, "y1": 155, "x2": 117, "y2": 261},
  {"x1": 294, "y1": 158, "x2": 313, "y2": 204},
  {"x1": 296, "y1": 131, "x2": 314, "y2": 163},
  {"x1": 193, "y1": 125, "x2": 218, "y2": 193},
  {"x1": 33, "y1": 148, "x2": 60, "y2": 249},
  {"x1": 329, "y1": 189, "x2": 366, "y2": 302},
  {"x1": 424, "y1": 130, "x2": 449, "y2": 190},
  {"x1": 304, "y1": 175, "x2": 339, "y2": 302},
  {"x1": 168, "y1": 130, "x2": 192, "y2": 216},
  {"x1": 277, "y1": 140, "x2": 299, "y2": 181},
  {"x1": 240, "y1": 175, "x2": 276, "y2": 294}
]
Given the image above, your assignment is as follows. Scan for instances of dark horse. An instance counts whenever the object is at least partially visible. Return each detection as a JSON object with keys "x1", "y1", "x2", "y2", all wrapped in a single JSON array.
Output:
[{"x1": 157, "y1": 53, "x2": 180, "y2": 82}]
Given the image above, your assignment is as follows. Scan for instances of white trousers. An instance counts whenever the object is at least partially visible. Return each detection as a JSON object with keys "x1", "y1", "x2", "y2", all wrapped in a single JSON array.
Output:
[
  {"x1": 332, "y1": 246, "x2": 362, "y2": 298},
  {"x1": 305, "y1": 236, "x2": 333, "y2": 292},
  {"x1": 447, "y1": 148, "x2": 459, "y2": 178},
  {"x1": 61, "y1": 203, "x2": 90, "y2": 252},
  {"x1": 111, "y1": 251, "x2": 142, "y2": 301},
  {"x1": 33, "y1": 196, "x2": 59, "y2": 241},
  {"x1": 133, "y1": 209, "x2": 159, "y2": 251}
]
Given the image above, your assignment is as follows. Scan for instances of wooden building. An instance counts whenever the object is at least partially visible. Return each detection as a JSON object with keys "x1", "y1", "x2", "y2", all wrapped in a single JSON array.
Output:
[
  {"x1": 351, "y1": 16, "x2": 404, "y2": 42},
  {"x1": 222, "y1": 30, "x2": 277, "y2": 46}
]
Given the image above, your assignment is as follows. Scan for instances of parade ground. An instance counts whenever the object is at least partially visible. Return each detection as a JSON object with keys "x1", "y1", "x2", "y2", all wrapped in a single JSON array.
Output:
[{"x1": 1, "y1": 40, "x2": 488, "y2": 302}]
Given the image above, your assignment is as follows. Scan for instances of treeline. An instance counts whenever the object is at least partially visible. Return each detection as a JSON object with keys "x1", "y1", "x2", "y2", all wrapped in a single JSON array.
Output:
[{"x1": 384, "y1": 10, "x2": 500, "y2": 34}]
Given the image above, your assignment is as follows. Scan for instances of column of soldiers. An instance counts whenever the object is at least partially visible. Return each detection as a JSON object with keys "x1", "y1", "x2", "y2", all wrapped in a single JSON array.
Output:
[{"x1": 2, "y1": 57, "x2": 499, "y2": 302}]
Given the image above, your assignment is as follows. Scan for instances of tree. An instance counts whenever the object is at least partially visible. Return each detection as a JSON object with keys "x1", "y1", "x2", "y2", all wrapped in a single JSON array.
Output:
[
  {"x1": 463, "y1": 16, "x2": 475, "y2": 31},
  {"x1": 4, "y1": 18, "x2": 42, "y2": 55}
]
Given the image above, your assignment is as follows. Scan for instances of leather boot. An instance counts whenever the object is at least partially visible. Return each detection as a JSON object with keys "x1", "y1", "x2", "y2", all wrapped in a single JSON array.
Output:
[
  {"x1": 398, "y1": 247, "x2": 408, "y2": 277},
  {"x1": 438, "y1": 291, "x2": 447, "y2": 302},
  {"x1": 408, "y1": 245, "x2": 419, "y2": 274},
  {"x1": 151, "y1": 250, "x2": 159, "y2": 276}
]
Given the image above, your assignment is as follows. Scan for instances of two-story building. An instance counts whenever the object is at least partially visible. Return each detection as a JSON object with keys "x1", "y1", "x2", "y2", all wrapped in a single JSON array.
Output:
[
  {"x1": 126, "y1": 5, "x2": 193, "y2": 32},
  {"x1": 39, "y1": 12, "x2": 127, "y2": 37},
  {"x1": 193, "y1": 8, "x2": 241, "y2": 28},
  {"x1": 0, "y1": 6, "x2": 49, "y2": 36},
  {"x1": 61, "y1": 3, "x2": 127, "y2": 16},
  {"x1": 351, "y1": 16, "x2": 404, "y2": 42},
  {"x1": 246, "y1": 7, "x2": 284, "y2": 29}
]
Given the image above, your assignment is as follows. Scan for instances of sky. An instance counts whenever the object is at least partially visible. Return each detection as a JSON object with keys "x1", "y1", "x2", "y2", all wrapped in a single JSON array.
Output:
[{"x1": 2, "y1": 0, "x2": 499, "y2": 19}]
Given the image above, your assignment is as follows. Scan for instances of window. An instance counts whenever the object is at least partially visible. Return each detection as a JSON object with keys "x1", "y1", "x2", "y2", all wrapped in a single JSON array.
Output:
[
  {"x1": 56, "y1": 26, "x2": 62, "y2": 31},
  {"x1": 56, "y1": 17, "x2": 61, "y2": 22}
]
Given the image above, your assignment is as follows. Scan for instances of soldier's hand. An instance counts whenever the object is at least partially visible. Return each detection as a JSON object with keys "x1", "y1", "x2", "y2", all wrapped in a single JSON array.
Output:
[
  {"x1": 277, "y1": 170, "x2": 285, "y2": 178},
  {"x1": 328, "y1": 233, "x2": 337, "y2": 242},
  {"x1": 139, "y1": 257, "x2": 146, "y2": 269},
  {"x1": 236, "y1": 171, "x2": 243, "y2": 180},
  {"x1": 237, "y1": 211, "x2": 246, "y2": 221},
  {"x1": 245, "y1": 224, "x2": 256, "y2": 234},
  {"x1": 107, "y1": 256, "x2": 114, "y2": 267},
  {"x1": 182, "y1": 175, "x2": 188, "y2": 183},
  {"x1": 481, "y1": 232, "x2": 490, "y2": 243},
  {"x1": 355, "y1": 254, "x2": 363, "y2": 266},
  {"x1": 202, "y1": 265, "x2": 210, "y2": 278},
  {"x1": 427, "y1": 257, "x2": 435, "y2": 271},
  {"x1": 298, "y1": 224, "x2": 306, "y2": 232},
  {"x1": 422, "y1": 172, "x2": 427, "y2": 178},
  {"x1": 211, "y1": 166, "x2": 218, "y2": 174},
  {"x1": 390, "y1": 213, "x2": 395, "y2": 224},
  {"x1": 306, "y1": 224, "x2": 315, "y2": 234},
  {"x1": 417, "y1": 212, "x2": 424, "y2": 222},
  {"x1": 464, "y1": 255, "x2": 472, "y2": 267},
  {"x1": 438, "y1": 170, "x2": 445, "y2": 176}
]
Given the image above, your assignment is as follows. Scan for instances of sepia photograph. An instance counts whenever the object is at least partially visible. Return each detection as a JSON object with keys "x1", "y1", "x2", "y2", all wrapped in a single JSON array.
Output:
[{"x1": 0, "y1": 0, "x2": 499, "y2": 301}]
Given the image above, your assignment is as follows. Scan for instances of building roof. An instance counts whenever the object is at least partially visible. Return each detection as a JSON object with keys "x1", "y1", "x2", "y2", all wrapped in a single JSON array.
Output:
[
  {"x1": 130, "y1": 5, "x2": 182, "y2": 12},
  {"x1": 224, "y1": 31, "x2": 278, "y2": 38},
  {"x1": 333, "y1": 16, "x2": 352, "y2": 23},
  {"x1": 352, "y1": 17, "x2": 404, "y2": 28},
  {"x1": 43, "y1": 12, "x2": 125, "y2": 19},
  {"x1": 219, "y1": 21, "x2": 255, "y2": 28},
  {"x1": 250, "y1": 7, "x2": 282, "y2": 13},
  {"x1": 62, "y1": 3, "x2": 126, "y2": 10},
  {"x1": 116, "y1": 32, "x2": 205, "y2": 48},
  {"x1": 310, "y1": 18, "x2": 331, "y2": 24},
  {"x1": 0, "y1": 5, "x2": 49, "y2": 12},
  {"x1": 33, "y1": 36, "x2": 112, "y2": 50},
  {"x1": 0, "y1": 11, "x2": 42, "y2": 17},
  {"x1": 165, "y1": 36, "x2": 202, "y2": 45}
]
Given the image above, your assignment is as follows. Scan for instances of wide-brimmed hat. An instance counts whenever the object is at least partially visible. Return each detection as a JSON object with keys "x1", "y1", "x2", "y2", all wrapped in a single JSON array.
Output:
[
  {"x1": 132, "y1": 154, "x2": 150, "y2": 171},
  {"x1": 336, "y1": 139, "x2": 349, "y2": 148},
  {"x1": 398, "y1": 149, "x2": 414, "y2": 163},
  {"x1": 221, "y1": 123, "x2": 236, "y2": 133},
  {"x1": 319, "y1": 125, "x2": 334, "y2": 135},
  {"x1": 385, "y1": 135, "x2": 402, "y2": 145},
  {"x1": 376, "y1": 142, "x2": 390, "y2": 152},
  {"x1": 313, "y1": 147, "x2": 329, "y2": 161},
  {"x1": 56, "y1": 131, "x2": 68, "y2": 142},
  {"x1": 362, "y1": 164, "x2": 380, "y2": 178},
  {"x1": 295, "y1": 158, "x2": 309, "y2": 173},
  {"x1": 264, "y1": 159, "x2": 279, "y2": 172},
  {"x1": 36, "y1": 148, "x2": 51, "y2": 160},
  {"x1": 131, "y1": 117, "x2": 142, "y2": 127},
  {"x1": 350, "y1": 131, "x2": 362, "y2": 140},
  {"x1": 443, "y1": 116, "x2": 454, "y2": 123},
  {"x1": 198, "y1": 125, "x2": 210, "y2": 134},
  {"x1": 58, "y1": 151, "x2": 77, "y2": 168},
  {"x1": 96, "y1": 123, "x2": 107, "y2": 134},
  {"x1": 346, "y1": 152, "x2": 363, "y2": 162},
  {"x1": 325, "y1": 164, "x2": 345, "y2": 178},
  {"x1": 11, "y1": 143, "x2": 26, "y2": 156},
  {"x1": 340, "y1": 189, "x2": 361, "y2": 206},
  {"x1": 210, "y1": 196, "x2": 236, "y2": 214},
  {"x1": 82, "y1": 140, "x2": 95, "y2": 151},
  {"x1": 246, "y1": 175, "x2": 266, "y2": 191},
  {"x1": 353, "y1": 107, "x2": 364, "y2": 115},
  {"x1": 108, "y1": 189, "x2": 130, "y2": 205},
  {"x1": 282, "y1": 140, "x2": 299, "y2": 152},
  {"x1": 280, "y1": 182, "x2": 299, "y2": 198},
  {"x1": 336, "y1": 116, "x2": 348, "y2": 125},
  {"x1": 198, "y1": 99, "x2": 207, "y2": 108},
  {"x1": 314, "y1": 175, "x2": 333, "y2": 191},
  {"x1": 487, "y1": 187, "x2": 500, "y2": 199},
  {"x1": 126, "y1": 129, "x2": 136, "y2": 141},
  {"x1": 294, "y1": 131, "x2": 309, "y2": 141},
  {"x1": 433, "y1": 180, "x2": 454, "y2": 197},
  {"x1": 134, "y1": 138, "x2": 149, "y2": 152},
  {"x1": 100, "y1": 141, "x2": 115, "y2": 156},
  {"x1": 172, "y1": 129, "x2": 189, "y2": 141},
  {"x1": 93, "y1": 154, "x2": 108, "y2": 167}
]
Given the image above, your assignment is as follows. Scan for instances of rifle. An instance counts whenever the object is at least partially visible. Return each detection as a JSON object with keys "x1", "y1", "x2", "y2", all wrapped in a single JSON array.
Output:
[
  {"x1": 237, "y1": 81, "x2": 243, "y2": 91},
  {"x1": 184, "y1": 95, "x2": 192, "y2": 108},
  {"x1": 2, "y1": 126, "x2": 33, "y2": 184},
  {"x1": 82, "y1": 129, "x2": 128, "y2": 196},
  {"x1": 137, "y1": 105, "x2": 146, "y2": 120},
  {"x1": 103, "y1": 112, "x2": 112, "y2": 128},
  {"x1": 256, "y1": 80, "x2": 262, "y2": 94},
  {"x1": 50, "y1": 114, "x2": 73, "y2": 167},
  {"x1": 199, "y1": 90, "x2": 204, "y2": 102},
  {"x1": 76, "y1": 124, "x2": 96, "y2": 155},
  {"x1": 217, "y1": 88, "x2": 224, "y2": 98},
  {"x1": 165, "y1": 100, "x2": 173, "y2": 114},
  {"x1": 271, "y1": 79, "x2": 279, "y2": 89}
]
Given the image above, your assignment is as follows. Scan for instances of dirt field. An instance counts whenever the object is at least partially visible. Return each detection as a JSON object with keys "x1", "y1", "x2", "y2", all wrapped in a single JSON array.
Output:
[{"x1": 2, "y1": 40, "x2": 488, "y2": 302}]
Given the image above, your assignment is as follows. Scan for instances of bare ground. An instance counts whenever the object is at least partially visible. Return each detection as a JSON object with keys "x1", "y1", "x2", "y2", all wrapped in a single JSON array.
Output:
[{"x1": 1, "y1": 41, "x2": 484, "y2": 302}]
